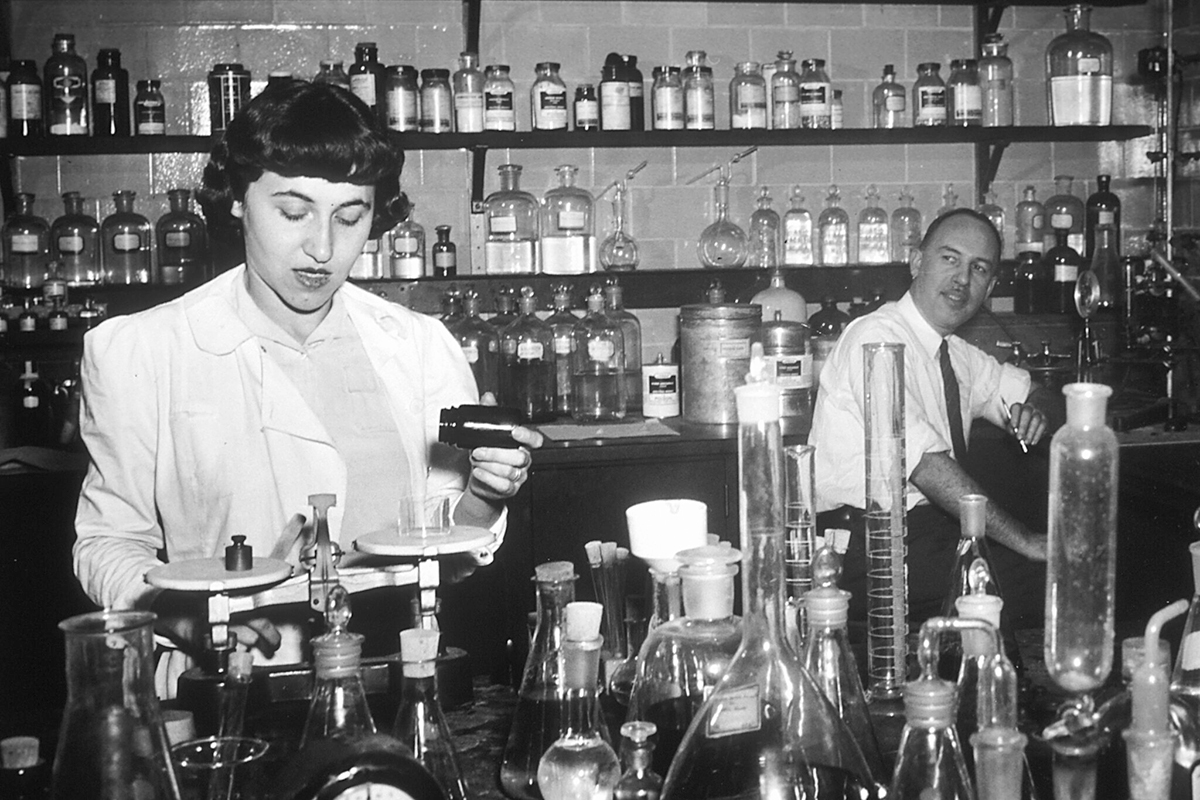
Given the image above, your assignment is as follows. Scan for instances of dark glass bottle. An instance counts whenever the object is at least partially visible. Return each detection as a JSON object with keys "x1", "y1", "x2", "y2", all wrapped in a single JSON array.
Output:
[
  {"x1": 156, "y1": 188, "x2": 209, "y2": 285},
  {"x1": 1085, "y1": 173, "x2": 1121, "y2": 259},
  {"x1": 574, "y1": 84, "x2": 599, "y2": 131},
  {"x1": 51, "y1": 191, "x2": 100, "y2": 285},
  {"x1": 457, "y1": 292, "x2": 501, "y2": 399},
  {"x1": 4, "y1": 193, "x2": 51, "y2": 288},
  {"x1": 15, "y1": 360, "x2": 55, "y2": 447},
  {"x1": 134, "y1": 79, "x2": 165, "y2": 135},
  {"x1": 1044, "y1": 174, "x2": 1085, "y2": 255},
  {"x1": 45, "y1": 33, "x2": 88, "y2": 136},
  {"x1": 1045, "y1": 228, "x2": 1083, "y2": 315},
  {"x1": 432, "y1": 224, "x2": 457, "y2": 277},
  {"x1": 808, "y1": 297, "x2": 851, "y2": 389},
  {"x1": 8, "y1": 59, "x2": 44, "y2": 138},
  {"x1": 600, "y1": 54, "x2": 631, "y2": 132},
  {"x1": 101, "y1": 190, "x2": 153, "y2": 284},
  {"x1": 625, "y1": 55, "x2": 645, "y2": 131},
  {"x1": 17, "y1": 299, "x2": 39, "y2": 332},
  {"x1": 349, "y1": 41, "x2": 387, "y2": 124},
  {"x1": 500, "y1": 287, "x2": 557, "y2": 423},
  {"x1": 1013, "y1": 249, "x2": 1051, "y2": 315},
  {"x1": 438, "y1": 404, "x2": 523, "y2": 449},
  {"x1": 91, "y1": 48, "x2": 130, "y2": 136}
]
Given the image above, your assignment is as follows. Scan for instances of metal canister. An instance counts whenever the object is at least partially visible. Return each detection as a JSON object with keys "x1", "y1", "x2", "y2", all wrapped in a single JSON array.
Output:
[
  {"x1": 208, "y1": 63, "x2": 251, "y2": 133},
  {"x1": 761, "y1": 316, "x2": 812, "y2": 434},
  {"x1": 680, "y1": 303, "x2": 761, "y2": 425}
]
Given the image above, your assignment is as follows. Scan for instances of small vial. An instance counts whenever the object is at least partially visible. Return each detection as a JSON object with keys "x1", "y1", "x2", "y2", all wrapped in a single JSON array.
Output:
[
  {"x1": 386, "y1": 65, "x2": 420, "y2": 132},
  {"x1": 419, "y1": 68, "x2": 452, "y2": 133},
  {"x1": 484, "y1": 64, "x2": 516, "y2": 131},
  {"x1": 134, "y1": 79, "x2": 165, "y2": 135},
  {"x1": 531, "y1": 61, "x2": 568, "y2": 131},
  {"x1": 574, "y1": 84, "x2": 599, "y2": 131},
  {"x1": 872, "y1": 64, "x2": 906, "y2": 129},
  {"x1": 432, "y1": 225, "x2": 457, "y2": 277}
]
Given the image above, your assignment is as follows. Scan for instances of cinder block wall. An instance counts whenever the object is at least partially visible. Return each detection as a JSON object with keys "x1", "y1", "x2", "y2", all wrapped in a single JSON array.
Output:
[{"x1": 6, "y1": 0, "x2": 1184, "y2": 276}]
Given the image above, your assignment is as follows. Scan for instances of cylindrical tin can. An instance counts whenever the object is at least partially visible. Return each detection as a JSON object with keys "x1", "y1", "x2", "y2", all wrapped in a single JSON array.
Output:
[
  {"x1": 680, "y1": 303, "x2": 761, "y2": 424},
  {"x1": 761, "y1": 317, "x2": 812, "y2": 434},
  {"x1": 208, "y1": 63, "x2": 251, "y2": 134}
]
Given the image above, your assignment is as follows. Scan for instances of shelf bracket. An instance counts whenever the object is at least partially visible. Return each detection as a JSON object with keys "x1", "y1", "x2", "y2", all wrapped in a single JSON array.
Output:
[
  {"x1": 463, "y1": 0, "x2": 481, "y2": 54},
  {"x1": 975, "y1": 140, "x2": 1010, "y2": 203},
  {"x1": 470, "y1": 144, "x2": 489, "y2": 210}
]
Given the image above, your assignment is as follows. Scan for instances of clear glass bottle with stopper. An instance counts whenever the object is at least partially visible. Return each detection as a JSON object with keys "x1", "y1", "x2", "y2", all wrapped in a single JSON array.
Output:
[
  {"x1": 501, "y1": 562, "x2": 581, "y2": 800},
  {"x1": 273, "y1": 586, "x2": 447, "y2": 800},
  {"x1": 978, "y1": 191, "x2": 1006, "y2": 260},
  {"x1": 873, "y1": 64, "x2": 906, "y2": 129},
  {"x1": 748, "y1": 185, "x2": 781, "y2": 269},
  {"x1": 661, "y1": 347, "x2": 878, "y2": 799},
  {"x1": 980, "y1": 34, "x2": 1014, "y2": 127},
  {"x1": 571, "y1": 285, "x2": 626, "y2": 423},
  {"x1": 891, "y1": 187, "x2": 923, "y2": 263},
  {"x1": 547, "y1": 284, "x2": 579, "y2": 417},
  {"x1": 683, "y1": 50, "x2": 715, "y2": 131},
  {"x1": 615, "y1": 721, "x2": 663, "y2": 800},
  {"x1": 803, "y1": 546, "x2": 888, "y2": 785},
  {"x1": 537, "y1": 601, "x2": 622, "y2": 800},
  {"x1": 4, "y1": 192, "x2": 51, "y2": 289},
  {"x1": 817, "y1": 184, "x2": 849, "y2": 267},
  {"x1": 485, "y1": 163, "x2": 540, "y2": 274},
  {"x1": 51, "y1": 191, "x2": 100, "y2": 286},
  {"x1": 392, "y1": 628, "x2": 469, "y2": 800},
  {"x1": 857, "y1": 184, "x2": 890, "y2": 265},
  {"x1": 604, "y1": 281, "x2": 642, "y2": 413},
  {"x1": 500, "y1": 286, "x2": 557, "y2": 423},
  {"x1": 542, "y1": 164, "x2": 596, "y2": 276},
  {"x1": 783, "y1": 186, "x2": 815, "y2": 267},
  {"x1": 456, "y1": 290, "x2": 501, "y2": 399},
  {"x1": 156, "y1": 188, "x2": 209, "y2": 285},
  {"x1": 888, "y1": 675, "x2": 973, "y2": 800},
  {"x1": 1046, "y1": 3, "x2": 1113, "y2": 126},
  {"x1": 1089, "y1": 223, "x2": 1119, "y2": 310},
  {"x1": 1046, "y1": 174, "x2": 1086, "y2": 254},
  {"x1": 102, "y1": 190, "x2": 152, "y2": 284},
  {"x1": 698, "y1": 170, "x2": 748, "y2": 268},
  {"x1": 937, "y1": 183, "x2": 959, "y2": 219},
  {"x1": 628, "y1": 543, "x2": 744, "y2": 778}
]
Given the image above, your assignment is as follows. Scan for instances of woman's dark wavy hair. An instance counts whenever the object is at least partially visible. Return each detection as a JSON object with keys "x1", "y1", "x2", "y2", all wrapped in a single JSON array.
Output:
[{"x1": 197, "y1": 79, "x2": 408, "y2": 239}]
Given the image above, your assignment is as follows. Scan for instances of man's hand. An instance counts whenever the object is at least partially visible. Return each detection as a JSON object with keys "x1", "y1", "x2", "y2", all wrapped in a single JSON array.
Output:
[
  {"x1": 150, "y1": 591, "x2": 283, "y2": 657},
  {"x1": 1007, "y1": 401, "x2": 1048, "y2": 447},
  {"x1": 1009, "y1": 532, "x2": 1048, "y2": 562}
]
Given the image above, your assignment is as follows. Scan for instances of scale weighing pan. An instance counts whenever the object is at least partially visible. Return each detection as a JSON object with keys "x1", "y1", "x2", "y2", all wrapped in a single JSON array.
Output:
[
  {"x1": 355, "y1": 525, "x2": 496, "y2": 558},
  {"x1": 146, "y1": 557, "x2": 293, "y2": 592}
]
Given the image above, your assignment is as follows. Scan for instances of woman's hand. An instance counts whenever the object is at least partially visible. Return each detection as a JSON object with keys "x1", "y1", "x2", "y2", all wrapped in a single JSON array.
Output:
[{"x1": 455, "y1": 392, "x2": 544, "y2": 527}]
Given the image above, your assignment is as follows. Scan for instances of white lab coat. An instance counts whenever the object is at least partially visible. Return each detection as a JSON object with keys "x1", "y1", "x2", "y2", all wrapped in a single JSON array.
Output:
[{"x1": 73, "y1": 266, "x2": 488, "y2": 614}]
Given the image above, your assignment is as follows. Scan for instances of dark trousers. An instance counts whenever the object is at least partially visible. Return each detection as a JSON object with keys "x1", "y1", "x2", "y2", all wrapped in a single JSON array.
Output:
[{"x1": 817, "y1": 504, "x2": 1047, "y2": 636}]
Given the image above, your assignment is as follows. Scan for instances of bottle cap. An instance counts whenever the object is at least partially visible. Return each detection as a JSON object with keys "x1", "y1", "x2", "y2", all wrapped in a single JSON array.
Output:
[
  {"x1": 400, "y1": 628, "x2": 440, "y2": 678},
  {"x1": 620, "y1": 721, "x2": 657, "y2": 743},
  {"x1": 1063, "y1": 382, "x2": 1111, "y2": 427},
  {"x1": 0, "y1": 736, "x2": 40, "y2": 769},
  {"x1": 312, "y1": 629, "x2": 364, "y2": 679},
  {"x1": 565, "y1": 601, "x2": 604, "y2": 641},
  {"x1": 678, "y1": 544, "x2": 741, "y2": 620},
  {"x1": 955, "y1": 593, "x2": 1002, "y2": 629},
  {"x1": 734, "y1": 343, "x2": 781, "y2": 424},
  {"x1": 534, "y1": 560, "x2": 576, "y2": 583},
  {"x1": 806, "y1": 586, "x2": 850, "y2": 628}
]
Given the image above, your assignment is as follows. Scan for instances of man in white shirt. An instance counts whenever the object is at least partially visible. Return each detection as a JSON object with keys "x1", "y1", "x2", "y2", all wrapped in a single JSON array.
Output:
[{"x1": 811, "y1": 209, "x2": 1053, "y2": 629}]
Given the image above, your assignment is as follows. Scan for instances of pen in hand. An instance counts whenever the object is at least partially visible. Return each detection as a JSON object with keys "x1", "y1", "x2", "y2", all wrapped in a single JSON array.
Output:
[{"x1": 1001, "y1": 397, "x2": 1029, "y2": 454}]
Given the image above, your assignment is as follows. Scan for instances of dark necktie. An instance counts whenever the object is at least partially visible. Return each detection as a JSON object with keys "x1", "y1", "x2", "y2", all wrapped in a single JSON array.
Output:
[{"x1": 939, "y1": 339, "x2": 967, "y2": 462}]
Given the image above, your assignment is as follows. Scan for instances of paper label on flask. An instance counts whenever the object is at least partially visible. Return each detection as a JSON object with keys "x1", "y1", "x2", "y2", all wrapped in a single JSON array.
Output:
[{"x1": 705, "y1": 684, "x2": 762, "y2": 738}]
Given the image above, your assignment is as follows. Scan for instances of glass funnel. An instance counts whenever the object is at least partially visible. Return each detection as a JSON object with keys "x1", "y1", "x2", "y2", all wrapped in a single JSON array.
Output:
[
  {"x1": 627, "y1": 544, "x2": 744, "y2": 778},
  {"x1": 698, "y1": 174, "x2": 747, "y2": 268},
  {"x1": 52, "y1": 610, "x2": 181, "y2": 799},
  {"x1": 661, "y1": 349, "x2": 877, "y2": 799}
]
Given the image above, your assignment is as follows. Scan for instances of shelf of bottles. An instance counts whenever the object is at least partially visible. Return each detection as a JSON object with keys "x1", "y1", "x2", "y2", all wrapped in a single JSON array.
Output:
[{"x1": 0, "y1": 124, "x2": 1152, "y2": 158}]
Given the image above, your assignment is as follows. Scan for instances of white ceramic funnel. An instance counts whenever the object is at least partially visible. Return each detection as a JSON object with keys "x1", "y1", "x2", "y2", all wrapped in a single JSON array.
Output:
[{"x1": 625, "y1": 498, "x2": 709, "y2": 573}]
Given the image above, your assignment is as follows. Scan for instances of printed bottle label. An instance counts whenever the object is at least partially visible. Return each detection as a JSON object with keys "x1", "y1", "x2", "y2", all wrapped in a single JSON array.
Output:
[
  {"x1": 58, "y1": 234, "x2": 84, "y2": 254},
  {"x1": 516, "y1": 341, "x2": 545, "y2": 360},
  {"x1": 587, "y1": 339, "x2": 616, "y2": 361},
  {"x1": 705, "y1": 685, "x2": 762, "y2": 738}
]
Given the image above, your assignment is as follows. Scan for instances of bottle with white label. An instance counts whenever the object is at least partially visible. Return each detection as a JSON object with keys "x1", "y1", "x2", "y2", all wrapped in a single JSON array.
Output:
[
  {"x1": 385, "y1": 65, "x2": 420, "y2": 132},
  {"x1": 452, "y1": 51, "x2": 485, "y2": 133},
  {"x1": 651, "y1": 65, "x2": 684, "y2": 131},
  {"x1": 748, "y1": 186, "x2": 780, "y2": 269},
  {"x1": 1046, "y1": 3, "x2": 1113, "y2": 126},
  {"x1": 499, "y1": 287, "x2": 556, "y2": 422},
  {"x1": 51, "y1": 191, "x2": 100, "y2": 285},
  {"x1": 798, "y1": 58, "x2": 831, "y2": 129},
  {"x1": 45, "y1": 33, "x2": 88, "y2": 136},
  {"x1": 546, "y1": 285, "x2": 579, "y2": 416},
  {"x1": 912, "y1": 62, "x2": 947, "y2": 127},
  {"x1": 485, "y1": 163, "x2": 539, "y2": 274},
  {"x1": 458, "y1": 291, "x2": 501, "y2": 399},
  {"x1": 101, "y1": 190, "x2": 152, "y2": 284},
  {"x1": 729, "y1": 61, "x2": 767, "y2": 130},
  {"x1": 155, "y1": 188, "x2": 209, "y2": 285},
  {"x1": 432, "y1": 225, "x2": 456, "y2": 277},
  {"x1": 642, "y1": 353, "x2": 680, "y2": 419},
  {"x1": 1045, "y1": 174, "x2": 1086, "y2": 254},
  {"x1": 817, "y1": 185, "x2": 849, "y2": 267},
  {"x1": 1016, "y1": 185, "x2": 1046, "y2": 256},
  {"x1": 1085, "y1": 174, "x2": 1121, "y2": 259},
  {"x1": 682, "y1": 50, "x2": 715, "y2": 131},
  {"x1": 388, "y1": 204, "x2": 425, "y2": 279},
  {"x1": 571, "y1": 287, "x2": 625, "y2": 422},
  {"x1": 541, "y1": 165, "x2": 595, "y2": 275},
  {"x1": 872, "y1": 64, "x2": 906, "y2": 129},
  {"x1": 349, "y1": 42, "x2": 387, "y2": 123},
  {"x1": 782, "y1": 186, "x2": 814, "y2": 267},
  {"x1": 980, "y1": 34, "x2": 1014, "y2": 127},
  {"x1": 600, "y1": 54, "x2": 631, "y2": 132},
  {"x1": 771, "y1": 51, "x2": 801, "y2": 130},
  {"x1": 857, "y1": 184, "x2": 890, "y2": 265},
  {"x1": 419, "y1": 68, "x2": 452, "y2": 133},
  {"x1": 530, "y1": 62, "x2": 568, "y2": 131},
  {"x1": 3, "y1": 192, "x2": 50, "y2": 289},
  {"x1": 483, "y1": 64, "x2": 516, "y2": 131},
  {"x1": 660, "y1": 358, "x2": 876, "y2": 799},
  {"x1": 947, "y1": 58, "x2": 982, "y2": 127},
  {"x1": 1045, "y1": 228, "x2": 1083, "y2": 314}
]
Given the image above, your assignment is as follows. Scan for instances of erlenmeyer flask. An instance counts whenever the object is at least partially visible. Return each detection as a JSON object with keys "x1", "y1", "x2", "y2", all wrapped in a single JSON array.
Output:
[
  {"x1": 392, "y1": 629, "x2": 469, "y2": 800},
  {"x1": 627, "y1": 544, "x2": 743, "y2": 777},
  {"x1": 890, "y1": 678, "x2": 974, "y2": 800},
  {"x1": 501, "y1": 561, "x2": 580, "y2": 800},
  {"x1": 661, "y1": 347, "x2": 878, "y2": 799},
  {"x1": 52, "y1": 610, "x2": 181, "y2": 799}
]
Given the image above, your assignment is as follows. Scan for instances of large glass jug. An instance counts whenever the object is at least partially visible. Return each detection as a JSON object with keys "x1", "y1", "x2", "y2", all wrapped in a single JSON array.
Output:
[
  {"x1": 52, "y1": 610, "x2": 181, "y2": 799},
  {"x1": 1046, "y1": 4, "x2": 1112, "y2": 126}
]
